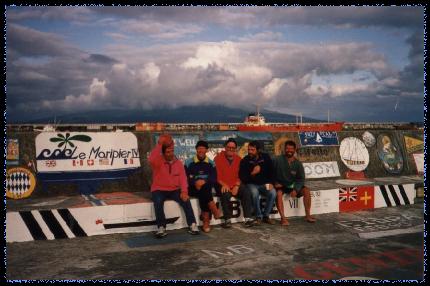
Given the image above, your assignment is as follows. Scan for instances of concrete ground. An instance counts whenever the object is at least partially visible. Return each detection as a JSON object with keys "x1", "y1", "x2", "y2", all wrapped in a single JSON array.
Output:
[{"x1": 6, "y1": 203, "x2": 424, "y2": 280}]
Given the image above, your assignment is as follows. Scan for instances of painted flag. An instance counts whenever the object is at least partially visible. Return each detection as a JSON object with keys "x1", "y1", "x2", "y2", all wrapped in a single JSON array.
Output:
[
  {"x1": 73, "y1": 160, "x2": 84, "y2": 166},
  {"x1": 339, "y1": 187, "x2": 358, "y2": 202},
  {"x1": 99, "y1": 159, "x2": 110, "y2": 165},
  {"x1": 45, "y1": 160, "x2": 56, "y2": 167},
  {"x1": 124, "y1": 158, "x2": 134, "y2": 165},
  {"x1": 339, "y1": 186, "x2": 374, "y2": 212}
]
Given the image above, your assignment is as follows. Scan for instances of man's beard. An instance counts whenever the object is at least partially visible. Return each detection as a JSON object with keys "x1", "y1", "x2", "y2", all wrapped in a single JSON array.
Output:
[{"x1": 285, "y1": 152, "x2": 294, "y2": 158}]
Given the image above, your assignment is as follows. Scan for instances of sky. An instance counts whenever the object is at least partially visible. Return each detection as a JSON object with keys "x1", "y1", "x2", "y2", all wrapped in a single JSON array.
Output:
[{"x1": 5, "y1": 6, "x2": 425, "y2": 122}]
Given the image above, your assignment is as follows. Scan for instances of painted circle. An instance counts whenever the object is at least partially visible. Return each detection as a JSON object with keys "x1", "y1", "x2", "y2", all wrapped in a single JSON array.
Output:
[
  {"x1": 6, "y1": 167, "x2": 36, "y2": 199},
  {"x1": 362, "y1": 131, "x2": 376, "y2": 147},
  {"x1": 339, "y1": 137, "x2": 369, "y2": 171}
]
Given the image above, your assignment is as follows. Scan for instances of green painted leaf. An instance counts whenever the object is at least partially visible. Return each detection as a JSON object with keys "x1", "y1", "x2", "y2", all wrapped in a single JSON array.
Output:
[{"x1": 69, "y1": 135, "x2": 92, "y2": 142}]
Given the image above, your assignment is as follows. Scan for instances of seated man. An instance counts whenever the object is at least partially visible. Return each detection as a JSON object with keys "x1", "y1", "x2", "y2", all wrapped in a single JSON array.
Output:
[
  {"x1": 185, "y1": 140, "x2": 221, "y2": 233},
  {"x1": 239, "y1": 140, "x2": 276, "y2": 225},
  {"x1": 149, "y1": 134, "x2": 200, "y2": 238},
  {"x1": 214, "y1": 138, "x2": 253, "y2": 228},
  {"x1": 274, "y1": 140, "x2": 316, "y2": 225}
]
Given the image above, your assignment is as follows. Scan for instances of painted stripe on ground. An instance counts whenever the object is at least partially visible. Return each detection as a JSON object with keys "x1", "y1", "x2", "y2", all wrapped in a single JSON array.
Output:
[
  {"x1": 379, "y1": 185, "x2": 392, "y2": 207},
  {"x1": 19, "y1": 211, "x2": 47, "y2": 240},
  {"x1": 358, "y1": 224, "x2": 423, "y2": 239},
  {"x1": 388, "y1": 185, "x2": 402, "y2": 205},
  {"x1": 51, "y1": 209, "x2": 76, "y2": 239},
  {"x1": 398, "y1": 185, "x2": 411, "y2": 204},
  {"x1": 31, "y1": 210, "x2": 55, "y2": 240},
  {"x1": 39, "y1": 210, "x2": 68, "y2": 239},
  {"x1": 57, "y1": 209, "x2": 88, "y2": 237}
]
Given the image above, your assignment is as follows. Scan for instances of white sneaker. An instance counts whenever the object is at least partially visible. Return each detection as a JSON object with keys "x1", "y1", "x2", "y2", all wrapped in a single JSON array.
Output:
[
  {"x1": 155, "y1": 226, "x2": 167, "y2": 238},
  {"x1": 188, "y1": 223, "x2": 200, "y2": 235}
]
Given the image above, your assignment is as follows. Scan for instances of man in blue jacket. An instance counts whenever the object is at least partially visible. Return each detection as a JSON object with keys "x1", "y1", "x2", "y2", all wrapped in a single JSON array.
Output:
[
  {"x1": 239, "y1": 140, "x2": 276, "y2": 226},
  {"x1": 185, "y1": 140, "x2": 221, "y2": 232}
]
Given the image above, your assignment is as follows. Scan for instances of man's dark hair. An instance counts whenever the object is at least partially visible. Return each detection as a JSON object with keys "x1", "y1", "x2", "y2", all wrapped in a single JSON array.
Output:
[
  {"x1": 162, "y1": 143, "x2": 173, "y2": 154},
  {"x1": 248, "y1": 140, "x2": 261, "y2": 151},
  {"x1": 224, "y1": 138, "x2": 237, "y2": 147},
  {"x1": 195, "y1": 140, "x2": 209, "y2": 149},
  {"x1": 284, "y1": 140, "x2": 297, "y2": 149}
]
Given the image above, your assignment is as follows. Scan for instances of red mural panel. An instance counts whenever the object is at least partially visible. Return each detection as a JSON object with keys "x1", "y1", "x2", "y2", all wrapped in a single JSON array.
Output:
[{"x1": 339, "y1": 185, "x2": 374, "y2": 212}]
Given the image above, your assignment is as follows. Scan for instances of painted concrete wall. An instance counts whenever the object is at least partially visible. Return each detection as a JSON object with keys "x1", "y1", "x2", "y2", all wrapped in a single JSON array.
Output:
[{"x1": 6, "y1": 129, "x2": 424, "y2": 198}]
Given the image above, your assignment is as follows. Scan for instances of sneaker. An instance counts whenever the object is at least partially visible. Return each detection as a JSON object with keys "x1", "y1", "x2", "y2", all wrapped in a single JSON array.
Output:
[
  {"x1": 188, "y1": 223, "x2": 200, "y2": 235},
  {"x1": 222, "y1": 219, "x2": 232, "y2": 228},
  {"x1": 155, "y1": 226, "x2": 167, "y2": 238},
  {"x1": 244, "y1": 218, "x2": 255, "y2": 227},
  {"x1": 263, "y1": 216, "x2": 276, "y2": 225}
]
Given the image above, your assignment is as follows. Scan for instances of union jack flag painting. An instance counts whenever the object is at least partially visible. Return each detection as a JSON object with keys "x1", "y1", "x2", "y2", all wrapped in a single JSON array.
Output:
[
  {"x1": 339, "y1": 185, "x2": 374, "y2": 212},
  {"x1": 339, "y1": 187, "x2": 358, "y2": 202}
]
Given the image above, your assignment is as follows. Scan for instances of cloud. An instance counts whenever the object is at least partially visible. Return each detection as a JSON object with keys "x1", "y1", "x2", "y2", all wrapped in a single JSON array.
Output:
[
  {"x1": 7, "y1": 6, "x2": 92, "y2": 22},
  {"x1": 5, "y1": 7, "x2": 423, "y2": 122},
  {"x1": 12, "y1": 39, "x2": 401, "y2": 115},
  {"x1": 80, "y1": 6, "x2": 423, "y2": 31},
  {"x1": 118, "y1": 19, "x2": 203, "y2": 40},
  {"x1": 7, "y1": 24, "x2": 80, "y2": 57}
]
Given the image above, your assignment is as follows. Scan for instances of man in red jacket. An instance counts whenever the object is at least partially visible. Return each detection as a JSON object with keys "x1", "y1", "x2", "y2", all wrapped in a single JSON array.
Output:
[
  {"x1": 149, "y1": 134, "x2": 199, "y2": 238},
  {"x1": 215, "y1": 138, "x2": 253, "y2": 228}
]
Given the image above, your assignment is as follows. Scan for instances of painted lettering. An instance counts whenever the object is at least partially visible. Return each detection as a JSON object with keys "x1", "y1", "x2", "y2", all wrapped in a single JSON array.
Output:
[
  {"x1": 289, "y1": 198, "x2": 298, "y2": 208},
  {"x1": 201, "y1": 249, "x2": 234, "y2": 259},
  {"x1": 227, "y1": 245, "x2": 254, "y2": 255}
]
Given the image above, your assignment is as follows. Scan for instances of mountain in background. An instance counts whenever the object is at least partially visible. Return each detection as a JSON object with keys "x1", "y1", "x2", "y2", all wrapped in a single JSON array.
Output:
[{"x1": 9, "y1": 105, "x2": 322, "y2": 124}]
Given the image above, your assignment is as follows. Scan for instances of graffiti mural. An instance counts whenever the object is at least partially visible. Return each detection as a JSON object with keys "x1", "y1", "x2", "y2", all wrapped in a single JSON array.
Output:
[
  {"x1": 6, "y1": 167, "x2": 37, "y2": 199},
  {"x1": 153, "y1": 134, "x2": 199, "y2": 163},
  {"x1": 403, "y1": 136, "x2": 424, "y2": 154},
  {"x1": 377, "y1": 134, "x2": 403, "y2": 174},
  {"x1": 299, "y1": 131, "x2": 339, "y2": 146},
  {"x1": 205, "y1": 132, "x2": 273, "y2": 159},
  {"x1": 362, "y1": 131, "x2": 376, "y2": 148},
  {"x1": 339, "y1": 137, "x2": 369, "y2": 172},
  {"x1": 7, "y1": 139, "x2": 19, "y2": 165}
]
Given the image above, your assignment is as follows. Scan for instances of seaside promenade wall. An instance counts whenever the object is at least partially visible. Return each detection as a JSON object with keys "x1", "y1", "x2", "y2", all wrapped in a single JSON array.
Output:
[
  {"x1": 5, "y1": 127, "x2": 424, "y2": 242},
  {"x1": 6, "y1": 127, "x2": 424, "y2": 199}
]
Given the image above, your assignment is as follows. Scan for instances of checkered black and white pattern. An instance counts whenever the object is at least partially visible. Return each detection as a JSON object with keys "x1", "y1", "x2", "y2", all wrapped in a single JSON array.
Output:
[{"x1": 6, "y1": 171, "x2": 32, "y2": 197}]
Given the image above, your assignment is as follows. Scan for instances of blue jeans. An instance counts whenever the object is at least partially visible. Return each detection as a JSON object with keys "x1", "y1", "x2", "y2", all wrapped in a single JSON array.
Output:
[
  {"x1": 247, "y1": 184, "x2": 276, "y2": 219},
  {"x1": 152, "y1": 190, "x2": 196, "y2": 228}
]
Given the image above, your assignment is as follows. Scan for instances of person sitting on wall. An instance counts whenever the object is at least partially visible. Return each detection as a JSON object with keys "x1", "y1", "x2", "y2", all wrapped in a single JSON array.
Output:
[
  {"x1": 274, "y1": 140, "x2": 316, "y2": 225},
  {"x1": 149, "y1": 133, "x2": 200, "y2": 238},
  {"x1": 214, "y1": 138, "x2": 254, "y2": 228},
  {"x1": 239, "y1": 140, "x2": 277, "y2": 226},
  {"x1": 185, "y1": 140, "x2": 221, "y2": 233}
]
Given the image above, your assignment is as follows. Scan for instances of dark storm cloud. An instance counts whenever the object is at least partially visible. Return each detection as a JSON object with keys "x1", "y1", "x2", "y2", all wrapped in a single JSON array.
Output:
[
  {"x1": 7, "y1": 24, "x2": 79, "y2": 57},
  {"x1": 85, "y1": 54, "x2": 119, "y2": 65}
]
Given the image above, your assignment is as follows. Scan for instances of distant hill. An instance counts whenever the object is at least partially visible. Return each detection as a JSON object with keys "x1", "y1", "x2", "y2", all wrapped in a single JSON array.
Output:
[{"x1": 9, "y1": 105, "x2": 320, "y2": 124}]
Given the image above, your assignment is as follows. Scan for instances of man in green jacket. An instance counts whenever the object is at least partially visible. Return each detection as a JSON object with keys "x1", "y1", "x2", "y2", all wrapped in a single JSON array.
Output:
[{"x1": 274, "y1": 140, "x2": 316, "y2": 225}]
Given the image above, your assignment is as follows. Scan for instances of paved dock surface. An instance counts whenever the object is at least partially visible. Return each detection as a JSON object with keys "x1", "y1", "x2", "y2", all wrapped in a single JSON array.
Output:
[{"x1": 6, "y1": 203, "x2": 424, "y2": 280}]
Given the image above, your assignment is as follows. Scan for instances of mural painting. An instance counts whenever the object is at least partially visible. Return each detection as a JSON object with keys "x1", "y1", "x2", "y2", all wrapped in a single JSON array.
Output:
[
  {"x1": 7, "y1": 139, "x2": 19, "y2": 165},
  {"x1": 205, "y1": 132, "x2": 273, "y2": 160},
  {"x1": 376, "y1": 134, "x2": 403, "y2": 174},
  {"x1": 6, "y1": 167, "x2": 37, "y2": 199},
  {"x1": 339, "y1": 137, "x2": 369, "y2": 172}
]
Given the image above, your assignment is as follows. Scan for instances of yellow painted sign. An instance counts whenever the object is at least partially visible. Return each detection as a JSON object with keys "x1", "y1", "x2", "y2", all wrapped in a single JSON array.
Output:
[
  {"x1": 404, "y1": 136, "x2": 424, "y2": 154},
  {"x1": 6, "y1": 167, "x2": 36, "y2": 199}
]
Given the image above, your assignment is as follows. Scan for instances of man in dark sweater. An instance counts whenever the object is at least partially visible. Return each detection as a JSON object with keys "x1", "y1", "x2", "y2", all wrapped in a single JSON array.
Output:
[
  {"x1": 274, "y1": 140, "x2": 316, "y2": 225},
  {"x1": 239, "y1": 140, "x2": 276, "y2": 225},
  {"x1": 185, "y1": 140, "x2": 221, "y2": 233}
]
